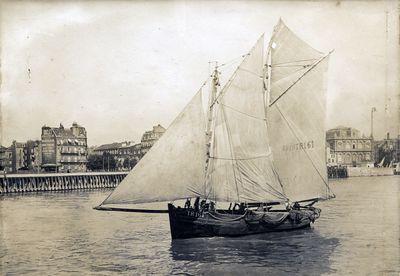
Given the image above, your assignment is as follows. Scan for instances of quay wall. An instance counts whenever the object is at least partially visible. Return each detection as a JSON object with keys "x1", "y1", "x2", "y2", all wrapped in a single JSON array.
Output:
[
  {"x1": 0, "y1": 172, "x2": 128, "y2": 194},
  {"x1": 347, "y1": 167, "x2": 394, "y2": 177}
]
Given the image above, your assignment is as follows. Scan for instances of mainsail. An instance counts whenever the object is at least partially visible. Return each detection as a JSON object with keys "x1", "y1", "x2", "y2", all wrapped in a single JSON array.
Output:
[
  {"x1": 206, "y1": 35, "x2": 287, "y2": 203},
  {"x1": 102, "y1": 90, "x2": 207, "y2": 205},
  {"x1": 267, "y1": 20, "x2": 333, "y2": 202}
]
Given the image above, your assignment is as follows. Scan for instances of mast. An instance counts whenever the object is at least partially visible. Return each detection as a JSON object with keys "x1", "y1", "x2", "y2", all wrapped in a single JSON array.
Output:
[
  {"x1": 264, "y1": 35, "x2": 286, "y2": 197},
  {"x1": 204, "y1": 63, "x2": 219, "y2": 197}
]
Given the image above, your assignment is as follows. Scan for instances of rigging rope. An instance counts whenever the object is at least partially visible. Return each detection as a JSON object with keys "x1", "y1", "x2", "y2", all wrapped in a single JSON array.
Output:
[
  {"x1": 216, "y1": 54, "x2": 249, "y2": 68},
  {"x1": 209, "y1": 155, "x2": 271, "y2": 161},
  {"x1": 272, "y1": 58, "x2": 319, "y2": 66},
  {"x1": 220, "y1": 103, "x2": 242, "y2": 202},
  {"x1": 237, "y1": 160, "x2": 288, "y2": 200},
  {"x1": 272, "y1": 64, "x2": 313, "y2": 68},
  {"x1": 270, "y1": 64, "x2": 312, "y2": 84},
  {"x1": 220, "y1": 102, "x2": 266, "y2": 121},
  {"x1": 269, "y1": 51, "x2": 333, "y2": 108},
  {"x1": 237, "y1": 67, "x2": 263, "y2": 78},
  {"x1": 210, "y1": 34, "x2": 265, "y2": 109},
  {"x1": 274, "y1": 103, "x2": 333, "y2": 195}
]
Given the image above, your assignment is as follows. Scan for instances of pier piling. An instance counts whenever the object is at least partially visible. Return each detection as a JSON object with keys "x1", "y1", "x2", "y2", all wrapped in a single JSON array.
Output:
[{"x1": 0, "y1": 172, "x2": 128, "y2": 194}]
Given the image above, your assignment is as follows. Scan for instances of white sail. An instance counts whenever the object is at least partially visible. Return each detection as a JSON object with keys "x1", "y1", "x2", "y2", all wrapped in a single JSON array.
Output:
[
  {"x1": 267, "y1": 20, "x2": 332, "y2": 201},
  {"x1": 102, "y1": 90, "x2": 207, "y2": 205},
  {"x1": 207, "y1": 35, "x2": 287, "y2": 203}
]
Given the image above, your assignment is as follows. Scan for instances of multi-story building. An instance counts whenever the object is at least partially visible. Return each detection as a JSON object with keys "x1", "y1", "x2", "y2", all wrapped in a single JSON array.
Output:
[
  {"x1": 1, "y1": 141, "x2": 42, "y2": 173},
  {"x1": 41, "y1": 122, "x2": 88, "y2": 172},
  {"x1": 0, "y1": 146, "x2": 13, "y2": 173},
  {"x1": 93, "y1": 141, "x2": 135, "y2": 156},
  {"x1": 24, "y1": 140, "x2": 42, "y2": 172},
  {"x1": 93, "y1": 141, "x2": 141, "y2": 169},
  {"x1": 90, "y1": 124, "x2": 165, "y2": 171},
  {"x1": 11, "y1": 141, "x2": 26, "y2": 172},
  {"x1": 373, "y1": 133, "x2": 400, "y2": 166},
  {"x1": 326, "y1": 145, "x2": 337, "y2": 165},
  {"x1": 326, "y1": 126, "x2": 373, "y2": 166},
  {"x1": 129, "y1": 143, "x2": 142, "y2": 161},
  {"x1": 140, "y1": 124, "x2": 166, "y2": 155}
]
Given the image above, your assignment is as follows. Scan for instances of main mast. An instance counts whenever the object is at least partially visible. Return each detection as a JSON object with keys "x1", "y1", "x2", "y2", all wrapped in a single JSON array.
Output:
[{"x1": 203, "y1": 63, "x2": 219, "y2": 197}]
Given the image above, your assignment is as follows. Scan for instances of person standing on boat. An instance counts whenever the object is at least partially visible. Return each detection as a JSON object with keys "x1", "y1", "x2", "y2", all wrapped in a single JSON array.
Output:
[
  {"x1": 184, "y1": 198, "x2": 191, "y2": 209},
  {"x1": 193, "y1": 197, "x2": 200, "y2": 212},
  {"x1": 210, "y1": 201, "x2": 215, "y2": 212}
]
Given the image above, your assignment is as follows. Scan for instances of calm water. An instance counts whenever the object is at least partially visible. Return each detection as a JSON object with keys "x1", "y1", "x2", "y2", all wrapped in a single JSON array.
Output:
[{"x1": 1, "y1": 176, "x2": 399, "y2": 275}]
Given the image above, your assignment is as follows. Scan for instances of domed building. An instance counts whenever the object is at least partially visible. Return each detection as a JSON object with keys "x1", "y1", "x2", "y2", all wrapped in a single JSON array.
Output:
[{"x1": 326, "y1": 126, "x2": 373, "y2": 166}]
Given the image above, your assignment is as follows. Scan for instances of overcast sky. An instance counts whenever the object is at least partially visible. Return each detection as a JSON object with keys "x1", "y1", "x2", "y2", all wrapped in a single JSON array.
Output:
[{"x1": 1, "y1": 0, "x2": 399, "y2": 146}]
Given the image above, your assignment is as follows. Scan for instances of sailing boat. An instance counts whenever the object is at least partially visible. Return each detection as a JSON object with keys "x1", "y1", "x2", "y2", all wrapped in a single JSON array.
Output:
[{"x1": 95, "y1": 20, "x2": 335, "y2": 239}]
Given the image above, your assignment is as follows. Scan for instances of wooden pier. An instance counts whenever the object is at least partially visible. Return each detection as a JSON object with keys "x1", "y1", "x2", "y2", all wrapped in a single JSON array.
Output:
[{"x1": 0, "y1": 172, "x2": 128, "y2": 194}]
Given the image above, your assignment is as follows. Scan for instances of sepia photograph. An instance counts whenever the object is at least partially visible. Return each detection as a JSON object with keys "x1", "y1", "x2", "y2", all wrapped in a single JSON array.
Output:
[{"x1": 0, "y1": 1, "x2": 399, "y2": 275}]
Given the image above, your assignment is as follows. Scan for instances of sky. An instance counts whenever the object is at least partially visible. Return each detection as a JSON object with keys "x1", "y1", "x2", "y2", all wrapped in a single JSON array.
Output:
[{"x1": 0, "y1": 0, "x2": 399, "y2": 146}]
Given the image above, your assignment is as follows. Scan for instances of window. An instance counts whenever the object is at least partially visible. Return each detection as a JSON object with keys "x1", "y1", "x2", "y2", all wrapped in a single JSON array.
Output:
[{"x1": 352, "y1": 144, "x2": 355, "y2": 149}]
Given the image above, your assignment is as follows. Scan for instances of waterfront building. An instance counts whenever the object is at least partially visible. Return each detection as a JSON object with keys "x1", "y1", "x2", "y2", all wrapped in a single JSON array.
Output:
[
  {"x1": 326, "y1": 145, "x2": 337, "y2": 165},
  {"x1": 129, "y1": 143, "x2": 142, "y2": 161},
  {"x1": 93, "y1": 141, "x2": 135, "y2": 157},
  {"x1": 90, "y1": 124, "x2": 165, "y2": 171},
  {"x1": 373, "y1": 133, "x2": 400, "y2": 166},
  {"x1": 24, "y1": 140, "x2": 42, "y2": 172},
  {"x1": 326, "y1": 126, "x2": 373, "y2": 166},
  {"x1": 0, "y1": 146, "x2": 13, "y2": 173},
  {"x1": 41, "y1": 122, "x2": 88, "y2": 172},
  {"x1": 93, "y1": 141, "x2": 136, "y2": 170},
  {"x1": 1, "y1": 141, "x2": 42, "y2": 173},
  {"x1": 140, "y1": 124, "x2": 166, "y2": 155},
  {"x1": 93, "y1": 124, "x2": 165, "y2": 165},
  {"x1": 93, "y1": 142, "x2": 124, "y2": 156},
  {"x1": 11, "y1": 141, "x2": 26, "y2": 172}
]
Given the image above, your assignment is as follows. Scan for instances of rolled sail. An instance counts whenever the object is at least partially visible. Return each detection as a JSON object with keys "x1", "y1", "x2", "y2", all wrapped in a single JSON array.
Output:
[
  {"x1": 267, "y1": 20, "x2": 332, "y2": 202},
  {"x1": 102, "y1": 90, "x2": 207, "y2": 205},
  {"x1": 207, "y1": 35, "x2": 287, "y2": 203}
]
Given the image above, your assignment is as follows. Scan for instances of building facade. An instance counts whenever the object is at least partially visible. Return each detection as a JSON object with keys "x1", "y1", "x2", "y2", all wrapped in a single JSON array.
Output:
[
  {"x1": 11, "y1": 141, "x2": 26, "y2": 172},
  {"x1": 140, "y1": 124, "x2": 166, "y2": 155},
  {"x1": 91, "y1": 124, "x2": 165, "y2": 171},
  {"x1": 326, "y1": 145, "x2": 337, "y2": 165},
  {"x1": 0, "y1": 146, "x2": 13, "y2": 173},
  {"x1": 41, "y1": 122, "x2": 88, "y2": 172},
  {"x1": 93, "y1": 141, "x2": 135, "y2": 156},
  {"x1": 373, "y1": 133, "x2": 400, "y2": 166},
  {"x1": 326, "y1": 126, "x2": 373, "y2": 166},
  {"x1": 24, "y1": 140, "x2": 42, "y2": 172}
]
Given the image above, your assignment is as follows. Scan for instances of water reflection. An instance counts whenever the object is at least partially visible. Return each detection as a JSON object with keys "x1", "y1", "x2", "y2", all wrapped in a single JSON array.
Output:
[{"x1": 170, "y1": 228, "x2": 339, "y2": 275}]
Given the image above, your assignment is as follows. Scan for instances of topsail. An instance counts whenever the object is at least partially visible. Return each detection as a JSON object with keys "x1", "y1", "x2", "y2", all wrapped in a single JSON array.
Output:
[{"x1": 267, "y1": 20, "x2": 333, "y2": 201}]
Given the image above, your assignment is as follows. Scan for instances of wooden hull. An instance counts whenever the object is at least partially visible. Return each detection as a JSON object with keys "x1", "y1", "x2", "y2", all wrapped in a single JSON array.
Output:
[{"x1": 168, "y1": 204, "x2": 320, "y2": 240}]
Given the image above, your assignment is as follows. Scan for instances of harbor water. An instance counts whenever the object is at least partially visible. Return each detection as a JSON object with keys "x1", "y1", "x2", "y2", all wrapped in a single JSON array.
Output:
[{"x1": 1, "y1": 176, "x2": 399, "y2": 275}]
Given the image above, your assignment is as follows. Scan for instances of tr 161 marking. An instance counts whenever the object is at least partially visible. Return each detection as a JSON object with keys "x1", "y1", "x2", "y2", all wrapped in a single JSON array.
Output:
[{"x1": 282, "y1": 141, "x2": 314, "y2": 152}]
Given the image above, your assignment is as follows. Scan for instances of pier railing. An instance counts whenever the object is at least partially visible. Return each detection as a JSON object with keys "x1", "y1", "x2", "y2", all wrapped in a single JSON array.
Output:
[{"x1": 0, "y1": 172, "x2": 128, "y2": 194}]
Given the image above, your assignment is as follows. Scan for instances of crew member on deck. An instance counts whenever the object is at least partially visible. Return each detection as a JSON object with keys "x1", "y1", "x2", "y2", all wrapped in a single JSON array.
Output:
[
  {"x1": 185, "y1": 198, "x2": 191, "y2": 209},
  {"x1": 194, "y1": 197, "x2": 200, "y2": 212}
]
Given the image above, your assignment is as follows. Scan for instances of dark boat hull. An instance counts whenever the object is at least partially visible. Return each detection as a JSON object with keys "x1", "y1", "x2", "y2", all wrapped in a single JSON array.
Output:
[{"x1": 168, "y1": 204, "x2": 320, "y2": 239}]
